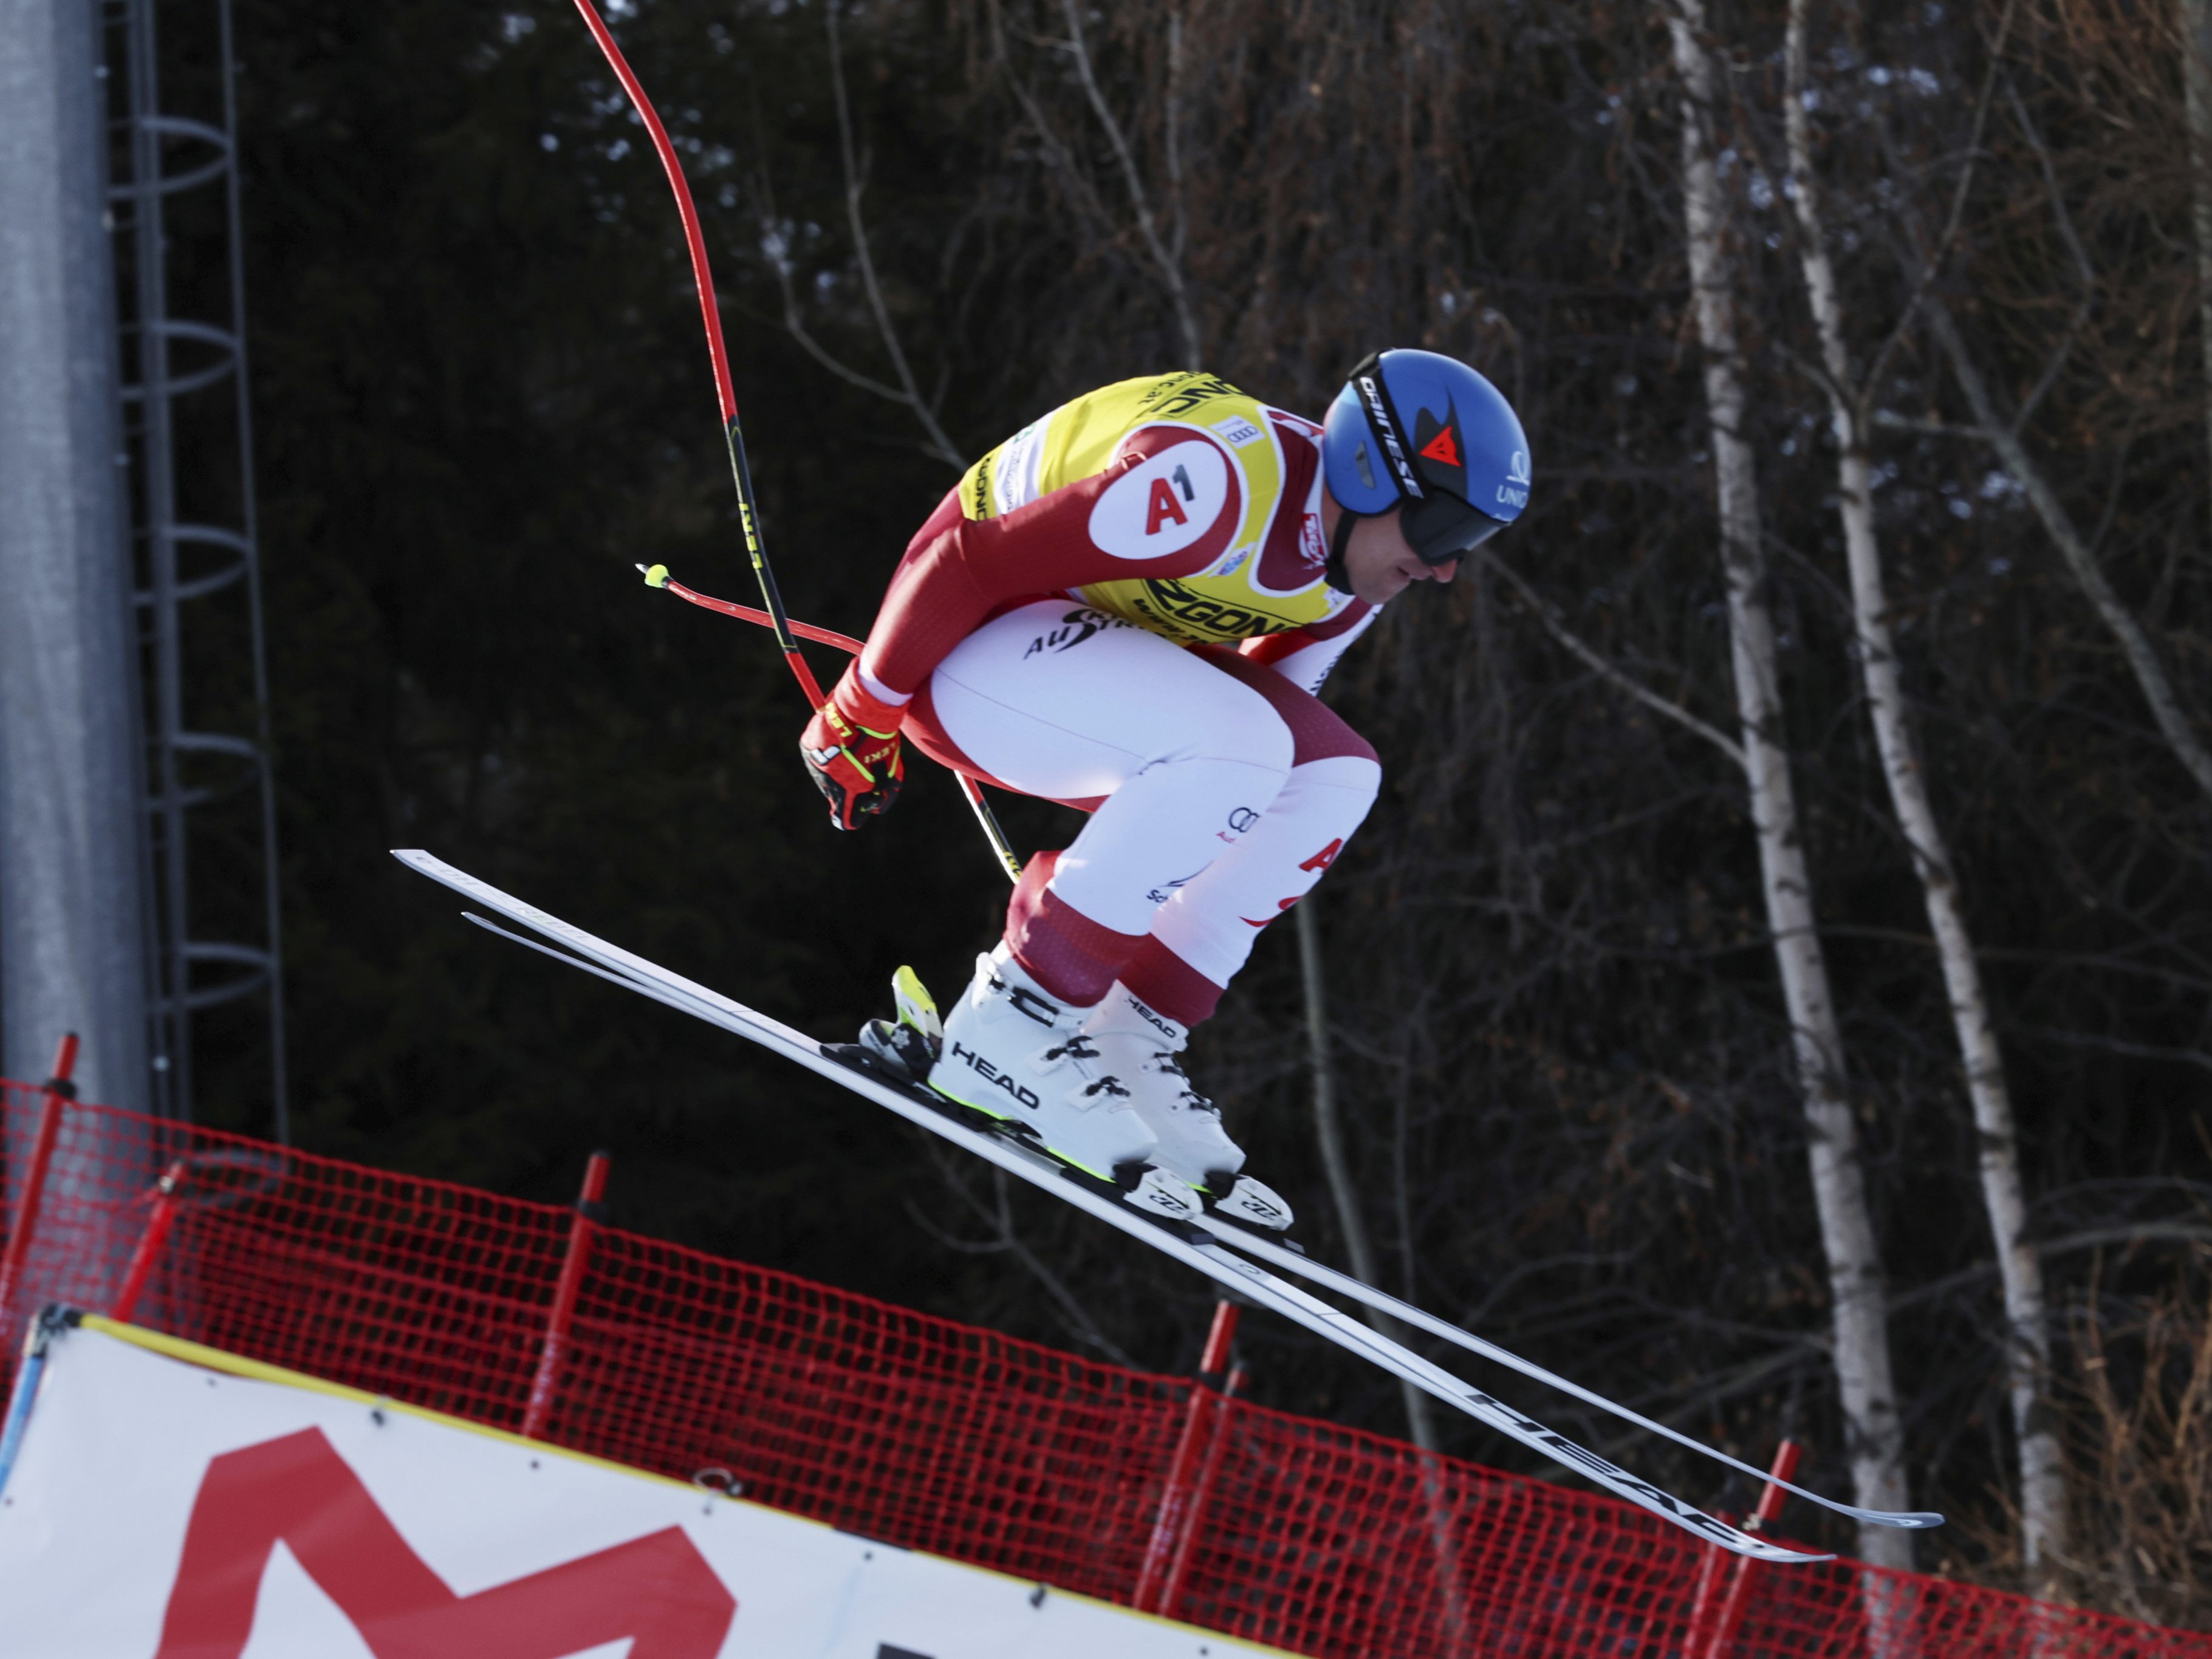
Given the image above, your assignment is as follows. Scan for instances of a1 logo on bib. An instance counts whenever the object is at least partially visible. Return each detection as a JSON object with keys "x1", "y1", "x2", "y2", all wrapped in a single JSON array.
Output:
[{"x1": 1088, "y1": 439, "x2": 1230, "y2": 559}]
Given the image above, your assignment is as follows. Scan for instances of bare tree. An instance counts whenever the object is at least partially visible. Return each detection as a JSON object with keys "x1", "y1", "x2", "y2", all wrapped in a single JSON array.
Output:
[
  {"x1": 1873, "y1": 36, "x2": 2212, "y2": 810},
  {"x1": 982, "y1": 0, "x2": 1201, "y2": 368},
  {"x1": 1299, "y1": 897, "x2": 1441, "y2": 1445},
  {"x1": 1666, "y1": 0, "x2": 1914, "y2": 1569},
  {"x1": 754, "y1": 0, "x2": 967, "y2": 468},
  {"x1": 1781, "y1": 0, "x2": 2063, "y2": 1580}
]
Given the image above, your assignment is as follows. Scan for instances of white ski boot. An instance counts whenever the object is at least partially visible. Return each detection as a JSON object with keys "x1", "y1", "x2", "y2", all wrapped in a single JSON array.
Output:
[
  {"x1": 929, "y1": 948, "x2": 1188, "y2": 1208},
  {"x1": 1080, "y1": 986, "x2": 1295, "y2": 1233}
]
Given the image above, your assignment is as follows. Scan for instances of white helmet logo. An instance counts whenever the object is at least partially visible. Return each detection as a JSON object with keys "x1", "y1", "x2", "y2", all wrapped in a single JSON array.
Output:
[{"x1": 1508, "y1": 449, "x2": 1532, "y2": 486}]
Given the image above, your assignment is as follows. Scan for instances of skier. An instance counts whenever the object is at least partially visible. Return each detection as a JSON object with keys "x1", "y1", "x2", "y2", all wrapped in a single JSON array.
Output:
[{"x1": 801, "y1": 351, "x2": 1531, "y2": 1228}]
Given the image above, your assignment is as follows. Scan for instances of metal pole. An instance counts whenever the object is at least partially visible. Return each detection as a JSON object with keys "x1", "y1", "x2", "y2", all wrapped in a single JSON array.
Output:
[
  {"x1": 0, "y1": 0, "x2": 155, "y2": 1120},
  {"x1": 214, "y1": 0, "x2": 289, "y2": 1144},
  {"x1": 522, "y1": 1151, "x2": 611, "y2": 1440},
  {"x1": 104, "y1": 0, "x2": 286, "y2": 1137},
  {"x1": 120, "y1": 0, "x2": 196, "y2": 1121}
]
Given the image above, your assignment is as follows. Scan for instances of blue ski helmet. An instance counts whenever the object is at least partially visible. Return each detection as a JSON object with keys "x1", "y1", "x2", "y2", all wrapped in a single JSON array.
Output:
[{"x1": 1322, "y1": 349, "x2": 1531, "y2": 566}]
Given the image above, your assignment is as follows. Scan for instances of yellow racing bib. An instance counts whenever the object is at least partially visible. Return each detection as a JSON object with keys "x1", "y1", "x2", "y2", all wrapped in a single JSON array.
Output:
[{"x1": 958, "y1": 372, "x2": 1355, "y2": 647}]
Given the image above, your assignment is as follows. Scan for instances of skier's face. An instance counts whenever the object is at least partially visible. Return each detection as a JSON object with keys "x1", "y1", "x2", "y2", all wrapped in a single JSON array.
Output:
[{"x1": 1341, "y1": 507, "x2": 1459, "y2": 603}]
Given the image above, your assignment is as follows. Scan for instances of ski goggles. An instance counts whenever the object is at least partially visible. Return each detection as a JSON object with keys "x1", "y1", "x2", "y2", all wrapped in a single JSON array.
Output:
[{"x1": 1400, "y1": 488, "x2": 1507, "y2": 567}]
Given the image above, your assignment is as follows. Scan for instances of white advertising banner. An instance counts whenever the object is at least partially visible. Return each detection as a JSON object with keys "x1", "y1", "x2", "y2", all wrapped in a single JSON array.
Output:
[{"x1": 0, "y1": 1319, "x2": 1281, "y2": 1659}]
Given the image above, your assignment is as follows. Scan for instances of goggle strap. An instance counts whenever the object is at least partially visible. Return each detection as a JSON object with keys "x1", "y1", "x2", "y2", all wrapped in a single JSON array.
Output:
[
  {"x1": 1323, "y1": 500, "x2": 1361, "y2": 594},
  {"x1": 1347, "y1": 351, "x2": 1425, "y2": 502}
]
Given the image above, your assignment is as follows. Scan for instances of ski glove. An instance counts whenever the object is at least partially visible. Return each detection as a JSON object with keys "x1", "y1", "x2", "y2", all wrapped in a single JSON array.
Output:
[{"x1": 800, "y1": 663, "x2": 906, "y2": 830}]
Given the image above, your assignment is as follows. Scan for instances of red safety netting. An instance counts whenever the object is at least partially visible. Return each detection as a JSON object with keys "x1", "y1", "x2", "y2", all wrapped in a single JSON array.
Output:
[{"x1": 2, "y1": 1079, "x2": 2203, "y2": 1658}]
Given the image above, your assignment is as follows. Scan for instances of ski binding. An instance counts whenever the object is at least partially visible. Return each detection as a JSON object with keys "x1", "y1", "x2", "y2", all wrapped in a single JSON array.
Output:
[{"x1": 837, "y1": 972, "x2": 1205, "y2": 1230}]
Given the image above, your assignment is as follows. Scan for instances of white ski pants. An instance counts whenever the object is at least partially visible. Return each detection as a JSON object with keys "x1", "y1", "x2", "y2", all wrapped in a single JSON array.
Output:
[{"x1": 905, "y1": 599, "x2": 1380, "y2": 1021}]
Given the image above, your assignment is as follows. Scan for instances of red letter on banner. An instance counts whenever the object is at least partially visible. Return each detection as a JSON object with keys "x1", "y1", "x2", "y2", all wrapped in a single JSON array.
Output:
[{"x1": 152, "y1": 1428, "x2": 734, "y2": 1658}]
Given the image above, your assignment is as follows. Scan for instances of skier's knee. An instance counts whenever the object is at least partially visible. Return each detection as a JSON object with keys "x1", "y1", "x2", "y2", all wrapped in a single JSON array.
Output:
[
  {"x1": 1328, "y1": 753, "x2": 1382, "y2": 813},
  {"x1": 1284, "y1": 753, "x2": 1382, "y2": 833},
  {"x1": 1233, "y1": 702, "x2": 1298, "y2": 785},
  {"x1": 1285, "y1": 702, "x2": 1376, "y2": 770}
]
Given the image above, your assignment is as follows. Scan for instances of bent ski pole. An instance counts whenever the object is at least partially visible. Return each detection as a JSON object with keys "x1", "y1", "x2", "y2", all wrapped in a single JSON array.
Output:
[
  {"x1": 567, "y1": 0, "x2": 821, "y2": 708},
  {"x1": 570, "y1": 1, "x2": 1019, "y2": 884},
  {"x1": 639, "y1": 564, "x2": 863, "y2": 655}
]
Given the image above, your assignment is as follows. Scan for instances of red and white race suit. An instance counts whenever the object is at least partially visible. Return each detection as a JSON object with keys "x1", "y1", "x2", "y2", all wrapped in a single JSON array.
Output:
[{"x1": 854, "y1": 372, "x2": 1383, "y2": 1023}]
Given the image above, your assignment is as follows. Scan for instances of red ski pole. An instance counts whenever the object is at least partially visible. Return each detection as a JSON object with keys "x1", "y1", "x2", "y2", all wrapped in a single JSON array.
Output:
[
  {"x1": 637, "y1": 561, "x2": 1016, "y2": 877},
  {"x1": 637, "y1": 563, "x2": 862, "y2": 656},
  {"x1": 566, "y1": 0, "x2": 821, "y2": 709},
  {"x1": 568, "y1": 5, "x2": 1021, "y2": 883}
]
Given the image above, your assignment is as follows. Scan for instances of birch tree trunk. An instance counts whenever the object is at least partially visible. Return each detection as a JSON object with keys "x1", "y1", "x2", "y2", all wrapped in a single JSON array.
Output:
[
  {"x1": 1782, "y1": 0, "x2": 2063, "y2": 1582},
  {"x1": 1665, "y1": 0, "x2": 1915, "y2": 1570}
]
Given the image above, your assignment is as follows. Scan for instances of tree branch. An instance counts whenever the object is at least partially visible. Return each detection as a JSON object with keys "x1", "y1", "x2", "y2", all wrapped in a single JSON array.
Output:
[
  {"x1": 1910, "y1": 281, "x2": 2212, "y2": 807},
  {"x1": 911, "y1": 1144, "x2": 1140, "y2": 1367},
  {"x1": 1057, "y1": 0, "x2": 1200, "y2": 366},
  {"x1": 744, "y1": 5, "x2": 967, "y2": 470},
  {"x1": 826, "y1": 0, "x2": 965, "y2": 468},
  {"x1": 1478, "y1": 546, "x2": 1747, "y2": 767}
]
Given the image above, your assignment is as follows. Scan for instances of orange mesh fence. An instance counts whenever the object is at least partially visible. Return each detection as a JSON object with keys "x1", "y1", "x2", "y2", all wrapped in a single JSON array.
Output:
[{"x1": 2, "y1": 1079, "x2": 2204, "y2": 1657}]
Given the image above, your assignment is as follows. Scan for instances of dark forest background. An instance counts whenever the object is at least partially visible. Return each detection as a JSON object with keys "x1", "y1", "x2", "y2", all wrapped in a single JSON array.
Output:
[{"x1": 177, "y1": 0, "x2": 2212, "y2": 1620}]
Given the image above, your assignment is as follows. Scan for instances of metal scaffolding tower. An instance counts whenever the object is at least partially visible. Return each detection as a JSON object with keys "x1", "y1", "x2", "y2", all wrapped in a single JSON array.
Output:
[{"x1": 105, "y1": 0, "x2": 286, "y2": 1138}]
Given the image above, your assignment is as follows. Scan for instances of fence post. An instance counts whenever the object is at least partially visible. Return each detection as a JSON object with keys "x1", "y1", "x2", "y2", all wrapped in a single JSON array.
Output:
[
  {"x1": 1699, "y1": 1438, "x2": 1804, "y2": 1659},
  {"x1": 109, "y1": 1159, "x2": 191, "y2": 1324},
  {"x1": 1682, "y1": 1509, "x2": 1737, "y2": 1655},
  {"x1": 0, "y1": 1035, "x2": 81, "y2": 1327},
  {"x1": 1135, "y1": 1298, "x2": 1239, "y2": 1612},
  {"x1": 1153, "y1": 1358, "x2": 1245, "y2": 1621},
  {"x1": 521, "y1": 1151, "x2": 609, "y2": 1441}
]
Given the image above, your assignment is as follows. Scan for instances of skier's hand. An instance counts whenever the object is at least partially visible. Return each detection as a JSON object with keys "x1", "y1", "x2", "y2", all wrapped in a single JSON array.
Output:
[{"x1": 800, "y1": 664, "x2": 906, "y2": 830}]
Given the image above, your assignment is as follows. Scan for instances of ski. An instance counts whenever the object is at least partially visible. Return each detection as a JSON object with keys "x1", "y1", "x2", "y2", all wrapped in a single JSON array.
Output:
[
  {"x1": 395, "y1": 848, "x2": 1829, "y2": 1564},
  {"x1": 1185, "y1": 1218, "x2": 1941, "y2": 1536},
  {"x1": 865, "y1": 968, "x2": 1935, "y2": 1537}
]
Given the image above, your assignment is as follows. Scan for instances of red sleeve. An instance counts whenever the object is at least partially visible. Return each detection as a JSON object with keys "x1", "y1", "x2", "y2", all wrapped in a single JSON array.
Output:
[{"x1": 860, "y1": 428, "x2": 1244, "y2": 696}]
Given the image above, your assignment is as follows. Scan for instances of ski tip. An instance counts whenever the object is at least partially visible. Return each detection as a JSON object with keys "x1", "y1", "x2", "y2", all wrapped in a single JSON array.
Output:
[
  {"x1": 1762, "y1": 1545, "x2": 1837, "y2": 1565},
  {"x1": 1884, "y1": 1511, "x2": 1947, "y2": 1529},
  {"x1": 640, "y1": 562, "x2": 671, "y2": 588}
]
